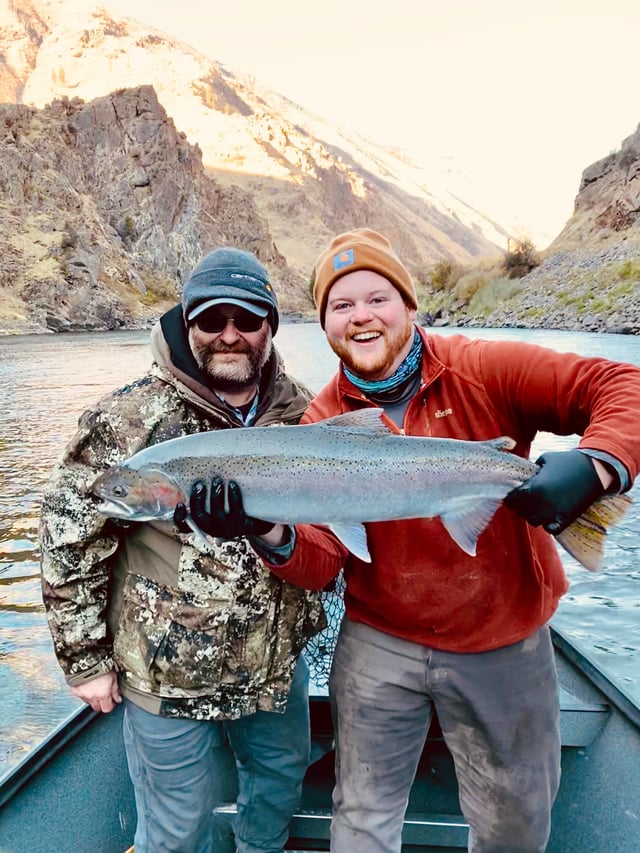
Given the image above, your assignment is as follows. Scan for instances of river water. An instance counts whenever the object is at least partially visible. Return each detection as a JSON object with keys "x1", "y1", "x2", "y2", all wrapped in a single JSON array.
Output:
[{"x1": 1, "y1": 323, "x2": 639, "y2": 780}]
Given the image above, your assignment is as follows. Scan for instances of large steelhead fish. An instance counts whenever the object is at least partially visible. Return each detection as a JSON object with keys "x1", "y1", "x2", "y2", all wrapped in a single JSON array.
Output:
[{"x1": 91, "y1": 408, "x2": 630, "y2": 571}]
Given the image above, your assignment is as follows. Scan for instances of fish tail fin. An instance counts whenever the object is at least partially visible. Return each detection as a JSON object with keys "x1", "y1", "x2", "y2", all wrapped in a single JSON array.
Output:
[
  {"x1": 555, "y1": 493, "x2": 632, "y2": 572},
  {"x1": 584, "y1": 493, "x2": 633, "y2": 528}
]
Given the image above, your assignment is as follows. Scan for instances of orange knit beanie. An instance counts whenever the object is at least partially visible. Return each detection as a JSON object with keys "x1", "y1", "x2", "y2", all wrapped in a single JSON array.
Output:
[{"x1": 312, "y1": 228, "x2": 417, "y2": 327}]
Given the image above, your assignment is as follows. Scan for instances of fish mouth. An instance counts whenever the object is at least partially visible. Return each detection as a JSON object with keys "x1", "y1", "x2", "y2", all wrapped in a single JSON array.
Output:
[
  {"x1": 96, "y1": 497, "x2": 169, "y2": 523},
  {"x1": 95, "y1": 498, "x2": 140, "y2": 520}
]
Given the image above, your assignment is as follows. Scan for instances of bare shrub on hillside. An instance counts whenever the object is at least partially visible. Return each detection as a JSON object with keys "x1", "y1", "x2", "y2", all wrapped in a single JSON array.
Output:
[{"x1": 504, "y1": 236, "x2": 540, "y2": 278}]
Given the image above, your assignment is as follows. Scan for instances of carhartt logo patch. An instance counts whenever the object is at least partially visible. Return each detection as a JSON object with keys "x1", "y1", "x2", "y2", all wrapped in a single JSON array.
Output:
[
  {"x1": 229, "y1": 273, "x2": 272, "y2": 293},
  {"x1": 333, "y1": 249, "x2": 355, "y2": 271}
]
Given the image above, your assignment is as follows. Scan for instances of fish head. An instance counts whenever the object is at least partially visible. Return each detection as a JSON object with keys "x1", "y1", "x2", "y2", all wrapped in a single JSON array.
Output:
[{"x1": 91, "y1": 466, "x2": 186, "y2": 522}]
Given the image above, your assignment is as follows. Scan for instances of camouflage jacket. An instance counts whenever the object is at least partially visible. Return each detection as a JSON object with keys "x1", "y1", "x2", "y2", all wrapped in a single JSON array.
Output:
[{"x1": 40, "y1": 307, "x2": 325, "y2": 720}]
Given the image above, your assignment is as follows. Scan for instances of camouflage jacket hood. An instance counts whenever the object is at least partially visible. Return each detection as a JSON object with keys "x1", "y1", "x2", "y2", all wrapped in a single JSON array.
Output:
[{"x1": 40, "y1": 308, "x2": 325, "y2": 720}]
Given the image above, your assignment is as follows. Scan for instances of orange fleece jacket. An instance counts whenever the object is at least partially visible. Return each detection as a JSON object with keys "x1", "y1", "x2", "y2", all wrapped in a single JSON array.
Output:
[{"x1": 267, "y1": 329, "x2": 640, "y2": 652}]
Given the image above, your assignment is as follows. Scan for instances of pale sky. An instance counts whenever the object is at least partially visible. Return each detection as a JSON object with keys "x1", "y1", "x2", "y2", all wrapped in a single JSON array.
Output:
[{"x1": 102, "y1": 0, "x2": 639, "y2": 242}]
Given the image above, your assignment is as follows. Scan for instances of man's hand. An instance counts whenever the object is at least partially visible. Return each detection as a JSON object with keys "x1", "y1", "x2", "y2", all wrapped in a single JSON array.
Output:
[
  {"x1": 174, "y1": 477, "x2": 275, "y2": 539},
  {"x1": 504, "y1": 450, "x2": 606, "y2": 534},
  {"x1": 70, "y1": 671, "x2": 121, "y2": 714}
]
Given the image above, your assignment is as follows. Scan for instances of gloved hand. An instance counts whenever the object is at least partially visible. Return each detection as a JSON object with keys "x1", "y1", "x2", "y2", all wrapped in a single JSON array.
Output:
[
  {"x1": 504, "y1": 450, "x2": 606, "y2": 534},
  {"x1": 174, "y1": 477, "x2": 275, "y2": 539}
]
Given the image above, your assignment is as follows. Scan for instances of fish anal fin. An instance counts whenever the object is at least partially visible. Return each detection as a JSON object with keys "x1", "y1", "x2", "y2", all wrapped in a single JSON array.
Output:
[
  {"x1": 328, "y1": 522, "x2": 372, "y2": 562},
  {"x1": 184, "y1": 515, "x2": 220, "y2": 550},
  {"x1": 440, "y1": 499, "x2": 504, "y2": 557}
]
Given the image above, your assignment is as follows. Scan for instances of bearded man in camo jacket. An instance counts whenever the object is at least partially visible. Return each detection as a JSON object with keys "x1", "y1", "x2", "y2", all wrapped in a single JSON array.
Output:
[{"x1": 39, "y1": 247, "x2": 325, "y2": 853}]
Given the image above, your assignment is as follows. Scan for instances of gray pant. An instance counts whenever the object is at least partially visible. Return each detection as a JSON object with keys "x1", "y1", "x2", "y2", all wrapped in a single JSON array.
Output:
[
  {"x1": 329, "y1": 618, "x2": 561, "y2": 853},
  {"x1": 123, "y1": 657, "x2": 310, "y2": 853}
]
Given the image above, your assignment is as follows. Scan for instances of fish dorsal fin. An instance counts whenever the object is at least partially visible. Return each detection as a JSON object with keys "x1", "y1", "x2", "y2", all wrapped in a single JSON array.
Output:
[{"x1": 317, "y1": 408, "x2": 392, "y2": 435}]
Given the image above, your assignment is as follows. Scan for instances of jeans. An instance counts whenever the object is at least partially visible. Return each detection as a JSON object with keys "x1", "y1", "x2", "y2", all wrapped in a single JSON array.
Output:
[
  {"x1": 123, "y1": 657, "x2": 310, "y2": 853},
  {"x1": 329, "y1": 618, "x2": 561, "y2": 853}
]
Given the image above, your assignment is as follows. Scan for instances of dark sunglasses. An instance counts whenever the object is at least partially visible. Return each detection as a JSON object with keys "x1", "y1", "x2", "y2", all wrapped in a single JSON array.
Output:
[{"x1": 194, "y1": 308, "x2": 265, "y2": 334}]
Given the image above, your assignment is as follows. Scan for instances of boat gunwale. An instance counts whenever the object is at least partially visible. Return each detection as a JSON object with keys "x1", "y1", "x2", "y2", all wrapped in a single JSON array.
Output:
[
  {"x1": 0, "y1": 704, "x2": 95, "y2": 809},
  {"x1": 550, "y1": 624, "x2": 640, "y2": 729}
]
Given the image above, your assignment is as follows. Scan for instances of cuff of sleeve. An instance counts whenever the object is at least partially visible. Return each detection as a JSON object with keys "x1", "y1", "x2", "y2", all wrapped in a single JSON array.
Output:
[
  {"x1": 66, "y1": 657, "x2": 115, "y2": 687},
  {"x1": 579, "y1": 449, "x2": 630, "y2": 492},
  {"x1": 249, "y1": 525, "x2": 296, "y2": 565}
]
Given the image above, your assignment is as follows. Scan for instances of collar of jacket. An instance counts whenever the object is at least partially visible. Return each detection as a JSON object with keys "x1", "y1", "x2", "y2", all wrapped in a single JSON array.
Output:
[{"x1": 150, "y1": 304, "x2": 311, "y2": 425}]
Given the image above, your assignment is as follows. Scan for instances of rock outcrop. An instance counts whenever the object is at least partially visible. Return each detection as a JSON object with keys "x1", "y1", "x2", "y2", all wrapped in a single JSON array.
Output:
[
  {"x1": 550, "y1": 124, "x2": 640, "y2": 248},
  {"x1": 450, "y1": 126, "x2": 640, "y2": 334},
  {"x1": 416, "y1": 123, "x2": 640, "y2": 335},
  {"x1": 0, "y1": 85, "x2": 289, "y2": 332},
  {"x1": 0, "y1": 0, "x2": 513, "y2": 333}
]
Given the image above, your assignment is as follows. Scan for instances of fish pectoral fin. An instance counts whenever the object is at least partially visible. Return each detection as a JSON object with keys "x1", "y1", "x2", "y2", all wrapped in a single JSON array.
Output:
[
  {"x1": 183, "y1": 515, "x2": 219, "y2": 550},
  {"x1": 440, "y1": 499, "x2": 504, "y2": 557},
  {"x1": 328, "y1": 522, "x2": 372, "y2": 563}
]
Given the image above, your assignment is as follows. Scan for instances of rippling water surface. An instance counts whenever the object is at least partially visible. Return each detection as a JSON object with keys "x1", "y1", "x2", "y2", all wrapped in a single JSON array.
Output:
[{"x1": 1, "y1": 324, "x2": 639, "y2": 779}]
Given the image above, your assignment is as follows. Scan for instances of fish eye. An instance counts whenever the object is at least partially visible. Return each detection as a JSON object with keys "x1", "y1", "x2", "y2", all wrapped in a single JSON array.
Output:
[{"x1": 112, "y1": 485, "x2": 128, "y2": 497}]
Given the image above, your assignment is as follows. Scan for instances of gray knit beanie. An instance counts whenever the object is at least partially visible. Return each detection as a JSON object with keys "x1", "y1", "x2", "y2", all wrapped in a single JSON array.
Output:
[{"x1": 181, "y1": 247, "x2": 279, "y2": 334}]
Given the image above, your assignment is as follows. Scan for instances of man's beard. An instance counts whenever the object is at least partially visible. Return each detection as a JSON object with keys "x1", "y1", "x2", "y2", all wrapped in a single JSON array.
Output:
[
  {"x1": 328, "y1": 316, "x2": 414, "y2": 380},
  {"x1": 190, "y1": 328, "x2": 272, "y2": 393}
]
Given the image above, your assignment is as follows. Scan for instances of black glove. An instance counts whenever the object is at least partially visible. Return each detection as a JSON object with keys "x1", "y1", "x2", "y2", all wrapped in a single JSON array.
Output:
[
  {"x1": 504, "y1": 450, "x2": 605, "y2": 534},
  {"x1": 174, "y1": 477, "x2": 275, "y2": 539}
]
